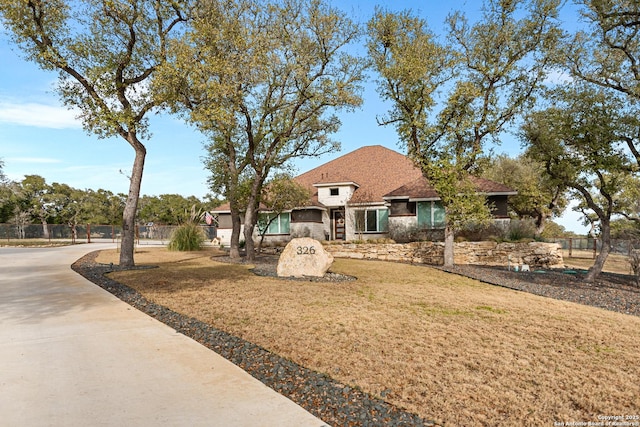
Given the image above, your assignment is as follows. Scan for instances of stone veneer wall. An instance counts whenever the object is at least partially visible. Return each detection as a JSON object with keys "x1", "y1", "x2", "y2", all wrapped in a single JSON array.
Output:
[{"x1": 324, "y1": 241, "x2": 564, "y2": 269}]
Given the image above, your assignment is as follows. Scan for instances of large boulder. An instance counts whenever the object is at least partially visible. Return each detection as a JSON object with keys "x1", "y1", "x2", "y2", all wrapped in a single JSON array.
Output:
[{"x1": 277, "y1": 238, "x2": 334, "y2": 278}]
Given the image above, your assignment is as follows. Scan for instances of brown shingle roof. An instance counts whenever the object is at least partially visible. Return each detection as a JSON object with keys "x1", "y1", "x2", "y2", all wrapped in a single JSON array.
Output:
[
  {"x1": 383, "y1": 175, "x2": 517, "y2": 200},
  {"x1": 294, "y1": 145, "x2": 424, "y2": 204},
  {"x1": 213, "y1": 145, "x2": 515, "y2": 212}
]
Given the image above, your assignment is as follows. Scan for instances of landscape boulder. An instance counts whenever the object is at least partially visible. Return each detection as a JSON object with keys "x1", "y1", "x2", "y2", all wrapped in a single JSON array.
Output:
[{"x1": 277, "y1": 238, "x2": 333, "y2": 278}]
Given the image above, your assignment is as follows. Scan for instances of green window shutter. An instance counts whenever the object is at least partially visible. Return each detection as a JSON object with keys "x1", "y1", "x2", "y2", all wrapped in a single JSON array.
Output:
[
  {"x1": 366, "y1": 210, "x2": 377, "y2": 232},
  {"x1": 281, "y1": 213, "x2": 290, "y2": 234},
  {"x1": 417, "y1": 202, "x2": 431, "y2": 227},
  {"x1": 378, "y1": 209, "x2": 388, "y2": 232},
  {"x1": 257, "y1": 213, "x2": 269, "y2": 233},
  {"x1": 433, "y1": 201, "x2": 445, "y2": 227},
  {"x1": 267, "y1": 214, "x2": 279, "y2": 234}
]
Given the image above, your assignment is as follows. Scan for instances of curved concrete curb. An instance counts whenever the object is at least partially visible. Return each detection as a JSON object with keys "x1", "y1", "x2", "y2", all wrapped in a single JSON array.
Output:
[{"x1": 0, "y1": 245, "x2": 327, "y2": 426}]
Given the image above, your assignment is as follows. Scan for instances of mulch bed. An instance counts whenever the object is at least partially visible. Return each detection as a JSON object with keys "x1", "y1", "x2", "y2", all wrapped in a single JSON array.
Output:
[
  {"x1": 72, "y1": 251, "x2": 639, "y2": 427},
  {"x1": 214, "y1": 253, "x2": 357, "y2": 282},
  {"x1": 437, "y1": 265, "x2": 640, "y2": 317}
]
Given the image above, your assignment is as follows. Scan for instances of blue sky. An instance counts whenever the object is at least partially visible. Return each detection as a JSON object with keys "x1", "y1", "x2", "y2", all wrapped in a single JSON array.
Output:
[{"x1": 0, "y1": 0, "x2": 588, "y2": 233}]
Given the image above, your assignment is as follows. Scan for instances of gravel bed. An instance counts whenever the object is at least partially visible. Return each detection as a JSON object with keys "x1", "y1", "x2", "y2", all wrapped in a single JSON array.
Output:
[
  {"x1": 213, "y1": 254, "x2": 356, "y2": 282},
  {"x1": 437, "y1": 265, "x2": 640, "y2": 317},
  {"x1": 72, "y1": 251, "x2": 435, "y2": 427}
]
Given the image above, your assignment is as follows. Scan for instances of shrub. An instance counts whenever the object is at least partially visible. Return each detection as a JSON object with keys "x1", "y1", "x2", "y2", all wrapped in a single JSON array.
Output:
[
  {"x1": 506, "y1": 219, "x2": 537, "y2": 242},
  {"x1": 168, "y1": 223, "x2": 206, "y2": 251}
]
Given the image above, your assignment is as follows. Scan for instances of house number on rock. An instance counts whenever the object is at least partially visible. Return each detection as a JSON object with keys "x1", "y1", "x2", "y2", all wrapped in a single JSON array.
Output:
[{"x1": 296, "y1": 246, "x2": 316, "y2": 255}]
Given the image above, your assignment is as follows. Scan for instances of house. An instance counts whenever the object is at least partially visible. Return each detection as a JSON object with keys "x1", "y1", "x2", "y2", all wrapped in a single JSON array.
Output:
[{"x1": 213, "y1": 145, "x2": 516, "y2": 246}]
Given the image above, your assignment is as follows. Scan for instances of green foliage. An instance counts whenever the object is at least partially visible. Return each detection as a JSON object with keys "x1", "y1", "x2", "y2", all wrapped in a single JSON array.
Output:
[
  {"x1": 138, "y1": 194, "x2": 204, "y2": 225},
  {"x1": 523, "y1": 84, "x2": 638, "y2": 222},
  {"x1": 367, "y1": 0, "x2": 561, "y2": 265},
  {"x1": 523, "y1": 82, "x2": 640, "y2": 280},
  {"x1": 168, "y1": 222, "x2": 206, "y2": 251},
  {"x1": 567, "y1": 0, "x2": 640, "y2": 104},
  {"x1": 158, "y1": 0, "x2": 366, "y2": 260},
  {"x1": 540, "y1": 221, "x2": 576, "y2": 239},
  {"x1": 0, "y1": 0, "x2": 190, "y2": 266},
  {"x1": 481, "y1": 154, "x2": 568, "y2": 236},
  {"x1": 506, "y1": 219, "x2": 537, "y2": 242},
  {"x1": 610, "y1": 219, "x2": 640, "y2": 240}
]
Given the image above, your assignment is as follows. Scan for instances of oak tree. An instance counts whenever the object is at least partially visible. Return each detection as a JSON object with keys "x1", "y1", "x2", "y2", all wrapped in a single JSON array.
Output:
[
  {"x1": 523, "y1": 84, "x2": 640, "y2": 281},
  {"x1": 158, "y1": 0, "x2": 366, "y2": 260},
  {"x1": 481, "y1": 154, "x2": 568, "y2": 237},
  {"x1": 368, "y1": 0, "x2": 561, "y2": 266},
  {"x1": 0, "y1": 0, "x2": 189, "y2": 265}
]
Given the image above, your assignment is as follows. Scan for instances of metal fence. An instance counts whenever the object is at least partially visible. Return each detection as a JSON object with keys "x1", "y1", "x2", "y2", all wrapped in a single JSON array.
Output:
[
  {"x1": 550, "y1": 237, "x2": 640, "y2": 258},
  {"x1": 0, "y1": 223, "x2": 217, "y2": 244}
]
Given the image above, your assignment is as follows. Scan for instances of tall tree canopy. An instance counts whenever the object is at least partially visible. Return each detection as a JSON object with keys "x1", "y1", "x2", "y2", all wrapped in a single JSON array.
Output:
[
  {"x1": 481, "y1": 154, "x2": 568, "y2": 236},
  {"x1": 158, "y1": 0, "x2": 366, "y2": 260},
  {"x1": 565, "y1": 0, "x2": 640, "y2": 167},
  {"x1": 523, "y1": 84, "x2": 640, "y2": 281},
  {"x1": 0, "y1": 0, "x2": 189, "y2": 265},
  {"x1": 368, "y1": 0, "x2": 561, "y2": 266}
]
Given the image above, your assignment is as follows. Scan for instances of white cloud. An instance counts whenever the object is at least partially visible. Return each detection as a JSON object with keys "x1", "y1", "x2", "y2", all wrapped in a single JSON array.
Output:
[
  {"x1": 6, "y1": 157, "x2": 61, "y2": 164},
  {"x1": 0, "y1": 101, "x2": 81, "y2": 129}
]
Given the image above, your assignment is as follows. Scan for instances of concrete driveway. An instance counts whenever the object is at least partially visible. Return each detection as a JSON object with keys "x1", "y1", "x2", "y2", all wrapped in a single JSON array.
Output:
[{"x1": 0, "y1": 244, "x2": 326, "y2": 427}]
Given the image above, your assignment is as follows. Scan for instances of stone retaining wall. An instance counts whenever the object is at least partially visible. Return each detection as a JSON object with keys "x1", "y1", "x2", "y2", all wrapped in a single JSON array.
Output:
[{"x1": 324, "y1": 241, "x2": 564, "y2": 269}]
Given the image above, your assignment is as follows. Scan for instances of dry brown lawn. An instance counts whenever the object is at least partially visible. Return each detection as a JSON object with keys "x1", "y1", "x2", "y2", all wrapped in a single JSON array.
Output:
[
  {"x1": 97, "y1": 248, "x2": 640, "y2": 426},
  {"x1": 563, "y1": 249, "x2": 634, "y2": 275}
]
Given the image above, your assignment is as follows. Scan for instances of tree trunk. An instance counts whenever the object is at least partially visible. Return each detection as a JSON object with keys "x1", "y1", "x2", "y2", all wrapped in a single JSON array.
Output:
[
  {"x1": 244, "y1": 221, "x2": 256, "y2": 261},
  {"x1": 243, "y1": 175, "x2": 265, "y2": 262},
  {"x1": 443, "y1": 224, "x2": 455, "y2": 267},
  {"x1": 243, "y1": 204, "x2": 258, "y2": 262},
  {"x1": 534, "y1": 213, "x2": 547, "y2": 238},
  {"x1": 584, "y1": 220, "x2": 611, "y2": 283},
  {"x1": 229, "y1": 205, "x2": 242, "y2": 259},
  {"x1": 119, "y1": 138, "x2": 146, "y2": 267}
]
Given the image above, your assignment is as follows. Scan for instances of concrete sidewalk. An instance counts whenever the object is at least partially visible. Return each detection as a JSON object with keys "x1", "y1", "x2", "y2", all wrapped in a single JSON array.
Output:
[{"x1": 0, "y1": 244, "x2": 327, "y2": 427}]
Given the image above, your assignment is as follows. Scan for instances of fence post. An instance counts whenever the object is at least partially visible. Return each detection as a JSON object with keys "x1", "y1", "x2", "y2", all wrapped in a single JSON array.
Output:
[
  {"x1": 593, "y1": 238, "x2": 597, "y2": 259},
  {"x1": 569, "y1": 238, "x2": 572, "y2": 258},
  {"x1": 87, "y1": 224, "x2": 91, "y2": 243}
]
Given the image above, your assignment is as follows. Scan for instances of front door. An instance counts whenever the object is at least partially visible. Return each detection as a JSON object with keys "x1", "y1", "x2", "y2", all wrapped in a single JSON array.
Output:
[{"x1": 333, "y1": 209, "x2": 345, "y2": 240}]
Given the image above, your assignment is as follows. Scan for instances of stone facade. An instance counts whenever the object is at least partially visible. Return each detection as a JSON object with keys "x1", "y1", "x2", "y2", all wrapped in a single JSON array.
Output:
[{"x1": 324, "y1": 241, "x2": 564, "y2": 269}]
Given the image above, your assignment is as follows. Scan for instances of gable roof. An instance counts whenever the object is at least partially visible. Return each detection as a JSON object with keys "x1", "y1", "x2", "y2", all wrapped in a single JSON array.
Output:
[
  {"x1": 383, "y1": 176, "x2": 517, "y2": 201},
  {"x1": 294, "y1": 145, "x2": 424, "y2": 205},
  {"x1": 212, "y1": 145, "x2": 515, "y2": 212}
]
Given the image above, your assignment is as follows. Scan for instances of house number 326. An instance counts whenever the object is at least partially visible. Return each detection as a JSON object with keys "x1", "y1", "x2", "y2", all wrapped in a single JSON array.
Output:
[{"x1": 296, "y1": 246, "x2": 316, "y2": 255}]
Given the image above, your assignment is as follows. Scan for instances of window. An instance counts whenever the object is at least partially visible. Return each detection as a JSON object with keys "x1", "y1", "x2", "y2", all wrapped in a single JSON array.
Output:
[
  {"x1": 389, "y1": 200, "x2": 416, "y2": 216},
  {"x1": 417, "y1": 201, "x2": 445, "y2": 228},
  {"x1": 330, "y1": 188, "x2": 339, "y2": 196},
  {"x1": 354, "y1": 209, "x2": 388, "y2": 233},
  {"x1": 258, "y1": 212, "x2": 290, "y2": 234}
]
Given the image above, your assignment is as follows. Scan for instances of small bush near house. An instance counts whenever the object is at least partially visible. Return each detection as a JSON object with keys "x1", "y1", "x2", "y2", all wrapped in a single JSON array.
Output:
[
  {"x1": 168, "y1": 223, "x2": 206, "y2": 251},
  {"x1": 507, "y1": 219, "x2": 537, "y2": 242},
  {"x1": 457, "y1": 219, "x2": 538, "y2": 242}
]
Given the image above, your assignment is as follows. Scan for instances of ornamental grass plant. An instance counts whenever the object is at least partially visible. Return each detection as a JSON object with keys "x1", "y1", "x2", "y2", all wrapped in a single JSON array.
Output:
[
  {"x1": 168, "y1": 222, "x2": 206, "y2": 251},
  {"x1": 167, "y1": 205, "x2": 206, "y2": 251}
]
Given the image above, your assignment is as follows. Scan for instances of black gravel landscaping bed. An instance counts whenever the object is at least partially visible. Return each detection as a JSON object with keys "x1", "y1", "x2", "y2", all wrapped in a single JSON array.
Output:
[
  {"x1": 438, "y1": 265, "x2": 640, "y2": 317},
  {"x1": 72, "y1": 251, "x2": 436, "y2": 427}
]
